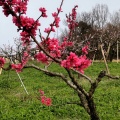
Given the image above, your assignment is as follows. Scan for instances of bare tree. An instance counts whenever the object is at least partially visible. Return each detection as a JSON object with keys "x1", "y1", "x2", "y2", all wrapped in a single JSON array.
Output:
[
  {"x1": 110, "y1": 10, "x2": 120, "y2": 26},
  {"x1": 92, "y1": 4, "x2": 109, "y2": 29},
  {"x1": 0, "y1": 38, "x2": 31, "y2": 64},
  {"x1": 0, "y1": 44, "x2": 16, "y2": 63},
  {"x1": 80, "y1": 11, "x2": 95, "y2": 27}
]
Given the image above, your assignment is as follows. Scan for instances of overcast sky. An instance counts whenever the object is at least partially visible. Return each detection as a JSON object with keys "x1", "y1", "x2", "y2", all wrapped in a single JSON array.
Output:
[{"x1": 0, "y1": 0, "x2": 120, "y2": 48}]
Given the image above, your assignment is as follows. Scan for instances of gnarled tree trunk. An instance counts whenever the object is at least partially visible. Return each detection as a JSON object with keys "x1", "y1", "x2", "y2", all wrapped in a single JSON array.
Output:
[{"x1": 87, "y1": 97, "x2": 99, "y2": 120}]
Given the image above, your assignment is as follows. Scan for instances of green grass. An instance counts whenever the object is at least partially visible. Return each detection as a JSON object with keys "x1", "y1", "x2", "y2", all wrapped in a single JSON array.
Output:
[{"x1": 0, "y1": 62, "x2": 120, "y2": 120}]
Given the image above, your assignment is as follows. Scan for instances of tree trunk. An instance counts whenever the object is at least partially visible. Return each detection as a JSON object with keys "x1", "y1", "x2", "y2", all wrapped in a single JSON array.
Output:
[
  {"x1": 87, "y1": 97, "x2": 100, "y2": 120},
  {"x1": 78, "y1": 93, "x2": 100, "y2": 120}
]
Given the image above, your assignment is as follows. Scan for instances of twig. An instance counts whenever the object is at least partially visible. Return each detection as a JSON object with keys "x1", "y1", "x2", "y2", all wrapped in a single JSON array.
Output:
[
  {"x1": 105, "y1": 74, "x2": 120, "y2": 79},
  {"x1": 66, "y1": 69, "x2": 89, "y2": 97},
  {"x1": 89, "y1": 71, "x2": 106, "y2": 97},
  {"x1": 89, "y1": 70, "x2": 119, "y2": 98},
  {"x1": 44, "y1": 61, "x2": 53, "y2": 70}
]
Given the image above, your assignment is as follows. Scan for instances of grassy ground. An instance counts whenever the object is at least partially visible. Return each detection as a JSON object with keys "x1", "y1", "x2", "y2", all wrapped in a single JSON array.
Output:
[{"x1": 0, "y1": 62, "x2": 120, "y2": 120}]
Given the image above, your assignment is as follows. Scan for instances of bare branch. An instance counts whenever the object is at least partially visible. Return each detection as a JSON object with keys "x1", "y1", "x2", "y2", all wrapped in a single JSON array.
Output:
[
  {"x1": 24, "y1": 64, "x2": 77, "y2": 90},
  {"x1": 66, "y1": 69, "x2": 89, "y2": 97},
  {"x1": 105, "y1": 74, "x2": 120, "y2": 79},
  {"x1": 89, "y1": 70, "x2": 119, "y2": 98},
  {"x1": 89, "y1": 70, "x2": 106, "y2": 97}
]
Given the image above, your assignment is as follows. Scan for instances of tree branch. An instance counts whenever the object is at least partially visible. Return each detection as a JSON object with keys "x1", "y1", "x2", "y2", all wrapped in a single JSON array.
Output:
[
  {"x1": 24, "y1": 64, "x2": 78, "y2": 90},
  {"x1": 89, "y1": 70, "x2": 106, "y2": 97},
  {"x1": 105, "y1": 74, "x2": 120, "y2": 79},
  {"x1": 66, "y1": 69, "x2": 89, "y2": 97},
  {"x1": 30, "y1": 33, "x2": 61, "y2": 63}
]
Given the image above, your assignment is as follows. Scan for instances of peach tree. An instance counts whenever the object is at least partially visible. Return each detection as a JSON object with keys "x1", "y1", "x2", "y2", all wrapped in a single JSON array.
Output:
[{"x1": 0, "y1": 0, "x2": 119, "y2": 120}]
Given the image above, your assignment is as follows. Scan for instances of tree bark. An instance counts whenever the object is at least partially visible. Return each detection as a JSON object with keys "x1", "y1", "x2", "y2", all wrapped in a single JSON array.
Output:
[
  {"x1": 78, "y1": 92, "x2": 100, "y2": 120},
  {"x1": 87, "y1": 97, "x2": 100, "y2": 120}
]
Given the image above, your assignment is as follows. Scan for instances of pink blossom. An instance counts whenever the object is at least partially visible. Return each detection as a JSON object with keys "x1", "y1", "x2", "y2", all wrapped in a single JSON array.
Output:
[
  {"x1": 71, "y1": 5, "x2": 78, "y2": 20},
  {"x1": 45, "y1": 38, "x2": 62, "y2": 58},
  {"x1": 39, "y1": 90, "x2": 44, "y2": 96},
  {"x1": 45, "y1": 98, "x2": 52, "y2": 106},
  {"x1": 82, "y1": 45, "x2": 88, "y2": 55},
  {"x1": 0, "y1": 57, "x2": 5, "y2": 67},
  {"x1": 41, "y1": 96, "x2": 46, "y2": 104},
  {"x1": 35, "y1": 52, "x2": 48, "y2": 64},
  {"x1": 39, "y1": 90, "x2": 52, "y2": 106},
  {"x1": 14, "y1": 16, "x2": 40, "y2": 42},
  {"x1": 22, "y1": 52, "x2": 29, "y2": 65},
  {"x1": 40, "y1": 96, "x2": 52, "y2": 106},
  {"x1": 0, "y1": 0, "x2": 28, "y2": 16},
  {"x1": 51, "y1": 26, "x2": 55, "y2": 32},
  {"x1": 54, "y1": 17, "x2": 60, "y2": 28},
  {"x1": 47, "y1": 38, "x2": 60, "y2": 50},
  {"x1": 66, "y1": 5, "x2": 78, "y2": 30},
  {"x1": 11, "y1": 63, "x2": 23, "y2": 72},
  {"x1": 23, "y1": 52, "x2": 29, "y2": 57},
  {"x1": 20, "y1": 16, "x2": 40, "y2": 31},
  {"x1": 44, "y1": 27, "x2": 51, "y2": 33},
  {"x1": 61, "y1": 53, "x2": 91, "y2": 74},
  {"x1": 61, "y1": 52, "x2": 79, "y2": 69},
  {"x1": 41, "y1": 96, "x2": 52, "y2": 106},
  {"x1": 57, "y1": 8, "x2": 62, "y2": 12},
  {"x1": 14, "y1": 1, "x2": 28, "y2": 14},
  {"x1": 20, "y1": 31, "x2": 30, "y2": 45},
  {"x1": 39, "y1": 7, "x2": 47, "y2": 17},
  {"x1": 61, "y1": 38, "x2": 73, "y2": 49},
  {"x1": 52, "y1": 12, "x2": 57, "y2": 17},
  {"x1": 76, "y1": 55, "x2": 91, "y2": 74},
  {"x1": 11, "y1": 51, "x2": 29, "y2": 72}
]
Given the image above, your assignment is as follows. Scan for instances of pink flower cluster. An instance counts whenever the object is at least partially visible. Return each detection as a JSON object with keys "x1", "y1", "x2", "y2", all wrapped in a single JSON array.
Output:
[
  {"x1": 39, "y1": 90, "x2": 52, "y2": 106},
  {"x1": 13, "y1": 16, "x2": 40, "y2": 44},
  {"x1": 1, "y1": 2, "x2": 91, "y2": 74},
  {"x1": 39, "y1": 37, "x2": 73, "y2": 59},
  {"x1": 71, "y1": 5, "x2": 78, "y2": 20},
  {"x1": 61, "y1": 52, "x2": 91, "y2": 74},
  {"x1": 13, "y1": 0, "x2": 28, "y2": 14},
  {"x1": 51, "y1": 7, "x2": 62, "y2": 28},
  {"x1": 66, "y1": 5, "x2": 78, "y2": 30},
  {"x1": 45, "y1": 38, "x2": 61, "y2": 58},
  {"x1": 44, "y1": 27, "x2": 55, "y2": 33},
  {"x1": 35, "y1": 52, "x2": 48, "y2": 64},
  {"x1": 39, "y1": 7, "x2": 47, "y2": 17},
  {"x1": 82, "y1": 45, "x2": 89, "y2": 55},
  {"x1": 61, "y1": 37, "x2": 73, "y2": 49},
  {"x1": 0, "y1": 57, "x2": 5, "y2": 68},
  {"x1": 11, "y1": 52, "x2": 29, "y2": 72},
  {"x1": 0, "y1": 0, "x2": 28, "y2": 17},
  {"x1": 1, "y1": 1, "x2": 40, "y2": 45},
  {"x1": 53, "y1": 16, "x2": 60, "y2": 28},
  {"x1": 43, "y1": 10, "x2": 61, "y2": 34},
  {"x1": 11, "y1": 63, "x2": 23, "y2": 73}
]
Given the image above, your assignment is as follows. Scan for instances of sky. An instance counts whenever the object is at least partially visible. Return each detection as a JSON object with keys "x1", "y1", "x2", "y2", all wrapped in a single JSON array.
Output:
[{"x1": 0, "y1": 0, "x2": 120, "y2": 48}]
